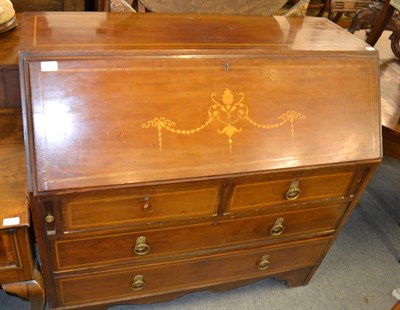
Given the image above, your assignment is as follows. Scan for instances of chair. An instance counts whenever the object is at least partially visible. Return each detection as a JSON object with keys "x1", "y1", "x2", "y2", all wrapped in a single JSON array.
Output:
[
  {"x1": 106, "y1": 0, "x2": 311, "y2": 17},
  {"x1": 328, "y1": 0, "x2": 375, "y2": 23},
  {"x1": 348, "y1": 0, "x2": 399, "y2": 58},
  {"x1": 107, "y1": 0, "x2": 136, "y2": 12}
]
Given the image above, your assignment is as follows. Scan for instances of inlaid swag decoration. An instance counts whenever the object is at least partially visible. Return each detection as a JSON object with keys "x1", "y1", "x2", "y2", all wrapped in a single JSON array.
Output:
[{"x1": 142, "y1": 88, "x2": 306, "y2": 152}]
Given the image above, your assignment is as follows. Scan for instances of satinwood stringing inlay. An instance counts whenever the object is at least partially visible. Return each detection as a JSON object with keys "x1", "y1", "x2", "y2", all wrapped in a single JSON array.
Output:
[{"x1": 142, "y1": 88, "x2": 305, "y2": 152}]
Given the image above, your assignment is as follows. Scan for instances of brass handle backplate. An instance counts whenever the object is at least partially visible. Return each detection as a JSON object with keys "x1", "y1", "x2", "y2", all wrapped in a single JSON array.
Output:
[
  {"x1": 285, "y1": 179, "x2": 301, "y2": 200},
  {"x1": 257, "y1": 254, "x2": 271, "y2": 270},
  {"x1": 134, "y1": 236, "x2": 150, "y2": 255},
  {"x1": 270, "y1": 218, "x2": 285, "y2": 236},
  {"x1": 142, "y1": 196, "x2": 152, "y2": 212},
  {"x1": 45, "y1": 214, "x2": 55, "y2": 223},
  {"x1": 131, "y1": 275, "x2": 145, "y2": 291}
]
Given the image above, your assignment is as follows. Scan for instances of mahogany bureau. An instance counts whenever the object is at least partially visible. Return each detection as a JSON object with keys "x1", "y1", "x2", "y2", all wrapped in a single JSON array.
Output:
[{"x1": 18, "y1": 12, "x2": 381, "y2": 309}]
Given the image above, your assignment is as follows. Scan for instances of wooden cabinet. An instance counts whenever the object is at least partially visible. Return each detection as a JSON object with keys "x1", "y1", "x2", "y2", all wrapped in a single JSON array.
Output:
[
  {"x1": 0, "y1": 109, "x2": 45, "y2": 309},
  {"x1": 18, "y1": 12, "x2": 381, "y2": 309}
]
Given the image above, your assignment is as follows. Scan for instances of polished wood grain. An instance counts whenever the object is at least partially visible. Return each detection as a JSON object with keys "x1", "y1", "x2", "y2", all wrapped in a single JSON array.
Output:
[
  {"x1": 0, "y1": 17, "x2": 19, "y2": 66},
  {"x1": 61, "y1": 181, "x2": 220, "y2": 232},
  {"x1": 18, "y1": 12, "x2": 382, "y2": 309},
  {"x1": 19, "y1": 13, "x2": 378, "y2": 53},
  {"x1": 228, "y1": 170, "x2": 356, "y2": 212}
]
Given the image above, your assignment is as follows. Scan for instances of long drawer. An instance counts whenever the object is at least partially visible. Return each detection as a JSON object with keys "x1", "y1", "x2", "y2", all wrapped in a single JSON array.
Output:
[
  {"x1": 52, "y1": 203, "x2": 346, "y2": 271},
  {"x1": 56, "y1": 237, "x2": 331, "y2": 307}
]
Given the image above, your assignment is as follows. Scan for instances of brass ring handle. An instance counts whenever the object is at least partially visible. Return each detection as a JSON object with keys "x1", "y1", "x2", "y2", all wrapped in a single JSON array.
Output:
[
  {"x1": 285, "y1": 179, "x2": 301, "y2": 200},
  {"x1": 257, "y1": 254, "x2": 271, "y2": 270},
  {"x1": 270, "y1": 218, "x2": 285, "y2": 236},
  {"x1": 134, "y1": 236, "x2": 150, "y2": 255},
  {"x1": 45, "y1": 214, "x2": 55, "y2": 223},
  {"x1": 131, "y1": 275, "x2": 145, "y2": 291}
]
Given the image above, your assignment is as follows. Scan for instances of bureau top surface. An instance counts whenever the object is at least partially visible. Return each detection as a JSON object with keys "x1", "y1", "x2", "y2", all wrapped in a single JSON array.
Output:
[
  {"x1": 18, "y1": 13, "x2": 381, "y2": 194},
  {"x1": 0, "y1": 14, "x2": 21, "y2": 67},
  {"x1": 19, "y1": 12, "x2": 374, "y2": 54}
]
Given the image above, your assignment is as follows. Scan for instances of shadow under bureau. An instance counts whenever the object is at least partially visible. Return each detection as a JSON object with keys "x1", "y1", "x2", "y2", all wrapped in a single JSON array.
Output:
[{"x1": 18, "y1": 12, "x2": 381, "y2": 309}]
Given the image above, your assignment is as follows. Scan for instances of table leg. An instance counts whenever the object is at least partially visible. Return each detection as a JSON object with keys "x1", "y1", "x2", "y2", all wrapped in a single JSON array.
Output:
[{"x1": 2, "y1": 268, "x2": 45, "y2": 310}]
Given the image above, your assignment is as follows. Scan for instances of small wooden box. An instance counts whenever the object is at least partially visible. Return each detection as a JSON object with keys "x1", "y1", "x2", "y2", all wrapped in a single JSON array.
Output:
[{"x1": 19, "y1": 12, "x2": 381, "y2": 309}]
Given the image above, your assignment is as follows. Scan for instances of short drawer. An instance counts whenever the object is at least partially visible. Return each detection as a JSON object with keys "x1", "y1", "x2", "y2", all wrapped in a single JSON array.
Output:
[
  {"x1": 60, "y1": 182, "x2": 221, "y2": 232},
  {"x1": 52, "y1": 203, "x2": 346, "y2": 271},
  {"x1": 227, "y1": 171, "x2": 356, "y2": 213},
  {"x1": 56, "y1": 237, "x2": 331, "y2": 306}
]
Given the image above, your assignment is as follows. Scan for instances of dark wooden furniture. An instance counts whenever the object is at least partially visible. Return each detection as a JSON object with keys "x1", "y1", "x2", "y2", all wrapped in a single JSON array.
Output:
[
  {"x1": 0, "y1": 108, "x2": 45, "y2": 309},
  {"x1": 364, "y1": 0, "x2": 399, "y2": 49},
  {"x1": 0, "y1": 14, "x2": 20, "y2": 109},
  {"x1": 133, "y1": 0, "x2": 310, "y2": 16},
  {"x1": 328, "y1": 0, "x2": 374, "y2": 23},
  {"x1": 348, "y1": 0, "x2": 400, "y2": 58},
  {"x1": 307, "y1": 0, "x2": 329, "y2": 17},
  {"x1": 11, "y1": 0, "x2": 85, "y2": 12},
  {"x1": 135, "y1": 0, "x2": 288, "y2": 14},
  {"x1": 19, "y1": 12, "x2": 381, "y2": 309}
]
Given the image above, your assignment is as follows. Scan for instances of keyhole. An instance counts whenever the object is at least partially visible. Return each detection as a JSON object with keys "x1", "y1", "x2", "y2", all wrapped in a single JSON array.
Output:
[{"x1": 224, "y1": 63, "x2": 229, "y2": 71}]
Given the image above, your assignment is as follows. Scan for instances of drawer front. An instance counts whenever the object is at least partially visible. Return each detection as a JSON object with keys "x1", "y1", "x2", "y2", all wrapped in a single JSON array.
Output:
[
  {"x1": 227, "y1": 171, "x2": 355, "y2": 213},
  {"x1": 56, "y1": 237, "x2": 331, "y2": 306},
  {"x1": 0, "y1": 228, "x2": 33, "y2": 284},
  {"x1": 0, "y1": 229, "x2": 21, "y2": 272},
  {"x1": 52, "y1": 203, "x2": 345, "y2": 271},
  {"x1": 61, "y1": 182, "x2": 221, "y2": 232}
]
